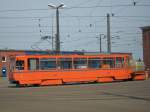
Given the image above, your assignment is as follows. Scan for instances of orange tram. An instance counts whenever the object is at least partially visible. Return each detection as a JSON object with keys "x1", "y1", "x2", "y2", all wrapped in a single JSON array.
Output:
[{"x1": 8, "y1": 53, "x2": 148, "y2": 86}]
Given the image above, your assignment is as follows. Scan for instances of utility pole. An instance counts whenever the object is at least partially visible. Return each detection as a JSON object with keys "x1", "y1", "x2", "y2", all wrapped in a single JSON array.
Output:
[
  {"x1": 107, "y1": 13, "x2": 111, "y2": 53},
  {"x1": 51, "y1": 15, "x2": 54, "y2": 51},
  {"x1": 48, "y1": 3, "x2": 64, "y2": 53},
  {"x1": 99, "y1": 35, "x2": 102, "y2": 53},
  {"x1": 97, "y1": 34, "x2": 105, "y2": 53},
  {"x1": 56, "y1": 8, "x2": 60, "y2": 52}
]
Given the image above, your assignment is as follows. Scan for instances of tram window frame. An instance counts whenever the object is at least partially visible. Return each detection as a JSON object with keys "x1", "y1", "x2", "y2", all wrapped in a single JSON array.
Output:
[
  {"x1": 115, "y1": 57, "x2": 124, "y2": 68},
  {"x1": 40, "y1": 58, "x2": 57, "y2": 70},
  {"x1": 10, "y1": 57, "x2": 15, "y2": 71},
  {"x1": 74, "y1": 58, "x2": 88, "y2": 69},
  {"x1": 16, "y1": 60, "x2": 25, "y2": 70},
  {"x1": 58, "y1": 58, "x2": 72, "y2": 69},
  {"x1": 28, "y1": 58, "x2": 39, "y2": 70},
  {"x1": 2, "y1": 56, "x2": 6, "y2": 62},
  {"x1": 88, "y1": 58, "x2": 102, "y2": 69},
  {"x1": 102, "y1": 58, "x2": 115, "y2": 68}
]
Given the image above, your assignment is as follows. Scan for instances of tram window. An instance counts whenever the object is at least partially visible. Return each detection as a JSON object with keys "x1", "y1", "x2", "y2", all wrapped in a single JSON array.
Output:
[
  {"x1": 16, "y1": 60, "x2": 24, "y2": 70},
  {"x1": 2, "y1": 56, "x2": 6, "y2": 62},
  {"x1": 102, "y1": 58, "x2": 115, "y2": 68},
  {"x1": 40, "y1": 58, "x2": 56, "y2": 70},
  {"x1": 59, "y1": 58, "x2": 72, "y2": 69},
  {"x1": 126, "y1": 57, "x2": 130, "y2": 66},
  {"x1": 116, "y1": 57, "x2": 124, "y2": 68},
  {"x1": 28, "y1": 58, "x2": 39, "y2": 70},
  {"x1": 88, "y1": 58, "x2": 101, "y2": 68},
  {"x1": 74, "y1": 58, "x2": 87, "y2": 69}
]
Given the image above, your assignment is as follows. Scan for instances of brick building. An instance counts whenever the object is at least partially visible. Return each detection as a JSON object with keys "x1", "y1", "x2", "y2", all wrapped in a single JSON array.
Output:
[
  {"x1": 0, "y1": 50, "x2": 24, "y2": 77},
  {"x1": 141, "y1": 26, "x2": 150, "y2": 74}
]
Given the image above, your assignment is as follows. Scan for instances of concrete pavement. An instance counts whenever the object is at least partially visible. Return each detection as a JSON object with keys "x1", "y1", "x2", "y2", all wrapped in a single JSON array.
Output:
[{"x1": 0, "y1": 78, "x2": 150, "y2": 112}]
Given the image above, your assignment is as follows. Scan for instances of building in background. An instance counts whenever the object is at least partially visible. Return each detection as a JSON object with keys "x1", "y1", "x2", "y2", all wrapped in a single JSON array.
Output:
[
  {"x1": 0, "y1": 50, "x2": 25, "y2": 77},
  {"x1": 141, "y1": 26, "x2": 150, "y2": 75}
]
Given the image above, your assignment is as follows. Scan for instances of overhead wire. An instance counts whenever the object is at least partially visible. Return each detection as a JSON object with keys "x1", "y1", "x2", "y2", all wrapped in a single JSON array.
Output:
[
  {"x1": 0, "y1": 15, "x2": 150, "y2": 20},
  {"x1": 0, "y1": 4, "x2": 149, "y2": 13},
  {"x1": 0, "y1": 0, "x2": 149, "y2": 53}
]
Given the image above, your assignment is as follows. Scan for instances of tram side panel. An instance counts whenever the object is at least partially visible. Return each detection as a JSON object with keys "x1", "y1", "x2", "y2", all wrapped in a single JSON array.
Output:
[{"x1": 11, "y1": 68, "x2": 133, "y2": 85}]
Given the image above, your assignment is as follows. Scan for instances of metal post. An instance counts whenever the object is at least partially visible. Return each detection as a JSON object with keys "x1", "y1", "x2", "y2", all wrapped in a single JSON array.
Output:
[
  {"x1": 97, "y1": 34, "x2": 105, "y2": 53},
  {"x1": 99, "y1": 34, "x2": 106, "y2": 53},
  {"x1": 100, "y1": 34, "x2": 102, "y2": 53},
  {"x1": 56, "y1": 8, "x2": 60, "y2": 52},
  {"x1": 107, "y1": 13, "x2": 111, "y2": 53},
  {"x1": 51, "y1": 15, "x2": 54, "y2": 51},
  {"x1": 48, "y1": 3, "x2": 64, "y2": 53}
]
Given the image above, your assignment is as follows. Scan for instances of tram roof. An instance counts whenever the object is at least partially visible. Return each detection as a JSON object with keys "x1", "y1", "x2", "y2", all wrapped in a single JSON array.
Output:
[{"x1": 14, "y1": 53, "x2": 132, "y2": 58}]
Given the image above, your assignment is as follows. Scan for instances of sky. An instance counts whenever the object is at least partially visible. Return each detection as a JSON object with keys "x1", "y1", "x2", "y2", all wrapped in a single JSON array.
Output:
[{"x1": 0, "y1": 0, "x2": 150, "y2": 59}]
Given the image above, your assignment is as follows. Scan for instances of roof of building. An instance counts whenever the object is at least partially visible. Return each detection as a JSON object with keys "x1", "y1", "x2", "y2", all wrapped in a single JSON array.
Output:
[
  {"x1": 0, "y1": 49, "x2": 48, "y2": 52},
  {"x1": 141, "y1": 26, "x2": 150, "y2": 30}
]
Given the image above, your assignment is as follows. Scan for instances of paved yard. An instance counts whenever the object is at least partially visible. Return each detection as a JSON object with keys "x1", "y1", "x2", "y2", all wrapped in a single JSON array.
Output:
[{"x1": 0, "y1": 78, "x2": 150, "y2": 112}]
